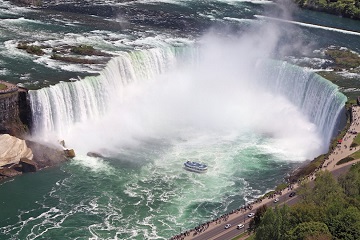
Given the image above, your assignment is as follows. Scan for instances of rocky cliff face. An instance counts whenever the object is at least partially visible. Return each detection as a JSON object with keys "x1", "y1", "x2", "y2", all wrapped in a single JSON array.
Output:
[{"x1": 0, "y1": 82, "x2": 30, "y2": 137}]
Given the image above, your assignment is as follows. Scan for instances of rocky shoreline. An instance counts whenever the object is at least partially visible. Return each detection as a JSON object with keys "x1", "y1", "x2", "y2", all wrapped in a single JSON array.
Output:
[{"x1": 0, "y1": 134, "x2": 71, "y2": 181}]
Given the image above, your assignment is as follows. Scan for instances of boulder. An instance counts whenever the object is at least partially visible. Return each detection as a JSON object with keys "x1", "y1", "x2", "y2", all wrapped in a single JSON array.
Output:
[
  {"x1": 0, "y1": 168, "x2": 22, "y2": 177},
  {"x1": 64, "y1": 149, "x2": 76, "y2": 158},
  {"x1": 87, "y1": 152, "x2": 104, "y2": 158},
  {"x1": 0, "y1": 134, "x2": 33, "y2": 167},
  {"x1": 20, "y1": 158, "x2": 37, "y2": 173},
  {"x1": 25, "y1": 140, "x2": 68, "y2": 169},
  {"x1": 59, "y1": 140, "x2": 66, "y2": 148},
  {"x1": 10, "y1": 163, "x2": 23, "y2": 172}
]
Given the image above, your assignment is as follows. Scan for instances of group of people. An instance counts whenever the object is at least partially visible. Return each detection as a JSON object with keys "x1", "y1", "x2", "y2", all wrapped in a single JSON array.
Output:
[{"x1": 171, "y1": 198, "x2": 262, "y2": 239}]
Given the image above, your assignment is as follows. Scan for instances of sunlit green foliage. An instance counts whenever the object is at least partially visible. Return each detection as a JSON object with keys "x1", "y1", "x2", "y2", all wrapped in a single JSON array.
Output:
[
  {"x1": 325, "y1": 48, "x2": 360, "y2": 69},
  {"x1": 71, "y1": 45, "x2": 96, "y2": 55},
  {"x1": 0, "y1": 83, "x2": 7, "y2": 90},
  {"x1": 249, "y1": 205, "x2": 268, "y2": 232},
  {"x1": 254, "y1": 168, "x2": 360, "y2": 240},
  {"x1": 17, "y1": 43, "x2": 44, "y2": 55},
  {"x1": 295, "y1": 0, "x2": 360, "y2": 19},
  {"x1": 288, "y1": 221, "x2": 332, "y2": 240}
]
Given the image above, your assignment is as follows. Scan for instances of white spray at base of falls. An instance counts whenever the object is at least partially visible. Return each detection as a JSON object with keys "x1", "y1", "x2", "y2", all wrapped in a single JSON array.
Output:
[{"x1": 29, "y1": 43, "x2": 346, "y2": 159}]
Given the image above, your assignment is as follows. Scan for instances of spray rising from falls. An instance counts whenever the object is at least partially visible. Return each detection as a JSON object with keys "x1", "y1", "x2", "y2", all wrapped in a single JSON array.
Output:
[
  {"x1": 29, "y1": 45, "x2": 346, "y2": 157},
  {"x1": 256, "y1": 60, "x2": 347, "y2": 148}
]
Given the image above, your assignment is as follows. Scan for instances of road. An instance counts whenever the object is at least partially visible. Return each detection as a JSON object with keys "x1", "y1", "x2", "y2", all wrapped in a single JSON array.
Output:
[{"x1": 189, "y1": 163, "x2": 354, "y2": 240}]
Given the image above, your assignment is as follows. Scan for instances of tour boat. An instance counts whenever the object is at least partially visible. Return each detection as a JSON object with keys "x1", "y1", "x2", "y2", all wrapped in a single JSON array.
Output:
[{"x1": 183, "y1": 161, "x2": 208, "y2": 173}]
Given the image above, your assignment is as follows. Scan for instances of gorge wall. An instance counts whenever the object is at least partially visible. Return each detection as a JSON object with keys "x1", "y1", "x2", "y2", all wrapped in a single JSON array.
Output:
[{"x1": 0, "y1": 81, "x2": 31, "y2": 137}]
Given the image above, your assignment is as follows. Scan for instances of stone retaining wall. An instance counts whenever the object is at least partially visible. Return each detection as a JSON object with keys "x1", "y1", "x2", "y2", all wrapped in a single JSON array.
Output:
[{"x1": 0, "y1": 81, "x2": 30, "y2": 136}]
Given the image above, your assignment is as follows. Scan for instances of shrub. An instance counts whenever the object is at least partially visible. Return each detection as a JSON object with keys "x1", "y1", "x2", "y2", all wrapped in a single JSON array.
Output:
[
  {"x1": 337, "y1": 156, "x2": 355, "y2": 165},
  {"x1": 325, "y1": 48, "x2": 360, "y2": 69},
  {"x1": 0, "y1": 83, "x2": 7, "y2": 90},
  {"x1": 17, "y1": 43, "x2": 44, "y2": 56},
  {"x1": 71, "y1": 45, "x2": 96, "y2": 55}
]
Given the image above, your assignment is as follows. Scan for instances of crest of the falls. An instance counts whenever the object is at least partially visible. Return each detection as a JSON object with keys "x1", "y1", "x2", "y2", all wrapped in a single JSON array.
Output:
[
  {"x1": 29, "y1": 47, "x2": 195, "y2": 138},
  {"x1": 256, "y1": 60, "x2": 347, "y2": 147},
  {"x1": 29, "y1": 45, "x2": 346, "y2": 157}
]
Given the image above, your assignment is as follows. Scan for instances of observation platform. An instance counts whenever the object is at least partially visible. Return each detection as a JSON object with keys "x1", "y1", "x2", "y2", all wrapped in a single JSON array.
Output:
[{"x1": 0, "y1": 81, "x2": 18, "y2": 94}]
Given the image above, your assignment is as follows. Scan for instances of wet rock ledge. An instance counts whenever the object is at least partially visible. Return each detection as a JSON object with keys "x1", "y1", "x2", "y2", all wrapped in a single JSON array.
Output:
[{"x1": 0, "y1": 134, "x2": 70, "y2": 181}]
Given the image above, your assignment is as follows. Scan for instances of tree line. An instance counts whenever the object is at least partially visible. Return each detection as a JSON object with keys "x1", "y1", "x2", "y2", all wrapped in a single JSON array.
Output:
[
  {"x1": 295, "y1": 0, "x2": 360, "y2": 20},
  {"x1": 249, "y1": 164, "x2": 360, "y2": 239}
]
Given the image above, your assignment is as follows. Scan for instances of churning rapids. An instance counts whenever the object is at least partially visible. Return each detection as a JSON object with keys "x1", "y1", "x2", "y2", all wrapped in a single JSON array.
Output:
[{"x1": 0, "y1": 0, "x2": 354, "y2": 239}]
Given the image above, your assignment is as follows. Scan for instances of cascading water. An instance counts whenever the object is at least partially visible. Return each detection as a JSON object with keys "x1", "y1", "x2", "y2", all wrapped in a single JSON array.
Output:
[
  {"x1": 29, "y1": 45, "x2": 346, "y2": 155},
  {"x1": 256, "y1": 60, "x2": 347, "y2": 150},
  {"x1": 29, "y1": 46, "x2": 197, "y2": 138}
]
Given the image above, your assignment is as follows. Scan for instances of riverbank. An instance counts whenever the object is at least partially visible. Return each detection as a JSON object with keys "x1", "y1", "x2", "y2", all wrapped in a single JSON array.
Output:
[
  {"x1": 294, "y1": 0, "x2": 360, "y2": 20},
  {"x1": 171, "y1": 105, "x2": 360, "y2": 240},
  {"x1": 0, "y1": 135, "x2": 71, "y2": 182}
]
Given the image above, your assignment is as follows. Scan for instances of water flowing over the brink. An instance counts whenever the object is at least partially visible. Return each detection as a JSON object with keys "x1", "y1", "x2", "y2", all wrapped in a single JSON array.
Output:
[
  {"x1": 257, "y1": 60, "x2": 347, "y2": 148},
  {"x1": 29, "y1": 46, "x2": 197, "y2": 137},
  {"x1": 29, "y1": 46, "x2": 346, "y2": 151}
]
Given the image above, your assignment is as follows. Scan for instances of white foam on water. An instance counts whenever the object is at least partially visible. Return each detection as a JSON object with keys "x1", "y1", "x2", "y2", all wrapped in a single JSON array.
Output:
[
  {"x1": 0, "y1": 68, "x2": 9, "y2": 75},
  {"x1": 341, "y1": 87, "x2": 360, "y2": 93},
  {"x1": 0, "y1": 0, "x2": 34, "y2": 15},
  {"x1": 2, "y1": 40, "x2": 38, "y2": 61},
  {"x1": 2, "y1": 16, "x2": 49, "y2": 26},
  {"x1": 70, "y1": 155, "x2": 116, "y2": 174},
  {"x1": 255, "y1": 15, "x2": 360, "y2": 36},
  {"x1": 223, "y1": 17, "x2": 256, "y2": 23},
  {"x1": 338, "y1": 71, "x2": 360, "y2": 79}
]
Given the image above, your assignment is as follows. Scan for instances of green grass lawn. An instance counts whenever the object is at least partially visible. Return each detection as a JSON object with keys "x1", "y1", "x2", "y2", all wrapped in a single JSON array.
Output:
[
  {"x1": 0, "y1": 83, "x2": 7, "y2": 90},
  {"x1": 337, "y1": 122, "x2": 360, "y2": 165},
  {"x1": 351, "y1": 134, "x2": 360, "y2": 147}
]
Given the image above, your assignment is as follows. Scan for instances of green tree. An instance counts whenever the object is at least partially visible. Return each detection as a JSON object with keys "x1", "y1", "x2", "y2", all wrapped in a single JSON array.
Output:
[
  {"x1": 299, "y1": 171, "x2": 345, "y2": 207},
  {"x1": 326, "y1": 206, "x2": 360, "y2": 239},
  {"x1": 339, "y1": 165, "x2": 360, "y2": 198},
  {"x1": 249, "y1": 204, "x2": 267, "y2": 232},
  {"x1": 254, "y1": 208, "x2": 280, "y2": 240},
  {"x1": 288, "y1": 203, "x2": 325, "y2": 225},
  {"x1": 254, "y1": 206, "x2": 291, "y2": 240},
  {"x1": 288, "y1": 221, "x2": 332, "y2": 240}
]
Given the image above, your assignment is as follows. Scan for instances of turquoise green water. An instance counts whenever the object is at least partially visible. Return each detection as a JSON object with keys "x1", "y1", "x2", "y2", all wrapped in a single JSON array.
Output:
[
  {"x1": 0, "y1": 0, "x2": 356, "y2": 239},
  {"x1": 0, "y1": 132, "x2": 299, "y2": 239}
]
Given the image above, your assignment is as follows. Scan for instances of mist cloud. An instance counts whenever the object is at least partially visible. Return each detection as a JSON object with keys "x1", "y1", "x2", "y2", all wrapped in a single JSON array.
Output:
[{"x1": 62, "y1": 18, "x2": 324, "y2": 161}]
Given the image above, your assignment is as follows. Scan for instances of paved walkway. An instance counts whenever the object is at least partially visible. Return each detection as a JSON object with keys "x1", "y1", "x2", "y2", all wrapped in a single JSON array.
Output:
[
  {"x1": 0, "y1": 80, "x2": 17, "y2": 94},
  {"x1": 171, "y1": 106, "x2": 360, "y2": 240}
]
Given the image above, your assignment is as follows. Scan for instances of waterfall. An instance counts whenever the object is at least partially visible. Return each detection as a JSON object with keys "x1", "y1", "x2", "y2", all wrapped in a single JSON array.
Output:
[
  {"x1": 256, "y1": 60, "x2": 347, "y2": 145},
  {"x1": 29, "y1": 46, "x2": 346, "y2": 151},
  {"x1": 29, "y1": 46, "x2": 197, "y2": 137}
]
